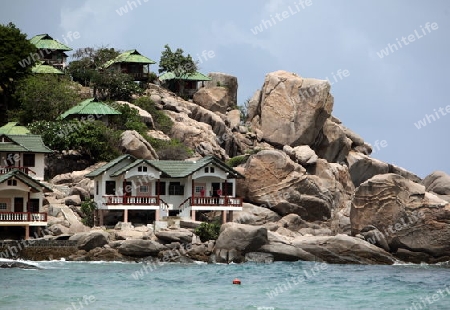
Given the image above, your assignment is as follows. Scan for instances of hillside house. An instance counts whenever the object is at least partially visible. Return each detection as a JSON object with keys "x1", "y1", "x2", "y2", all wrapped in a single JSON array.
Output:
[
  {"x1": 59, "y1": 98, "x2": 122, "y2": 125},
  {"x1": 159, "y1": 71, "x2": 211, "y2": 98},
  {"x1": 102, "y1": 49, "x2": 156, "y2": 82},
  {"x1": 86, "y1": 155, "x2": 244, "y2": 225},
  {"x1": 0, "y1": 123, "x2": 52, "y2": 240},
  {"x1": 30, "y1": 34, "x2": 72, "y2": 70}
]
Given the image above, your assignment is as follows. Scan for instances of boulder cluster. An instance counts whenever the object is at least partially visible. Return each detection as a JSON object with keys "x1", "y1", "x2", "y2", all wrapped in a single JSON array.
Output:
[{"x1": 39, "y1": 70, "x2": 450, "y2": 265}]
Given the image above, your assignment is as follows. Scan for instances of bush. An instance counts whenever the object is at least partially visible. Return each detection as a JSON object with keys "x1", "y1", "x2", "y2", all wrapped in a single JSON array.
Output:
[
  {"x1": 133, "y1": 96, "x2": 173, "y2": 134},
  {"x1": 108, "y1": 103, "x2": 148, "y2": 134},
  {"x1": 148, "y1": 137, "x2": 192, "y2": 160},
  {"x1": 194, "y1": 221, "x2": 221, "y2": 242},
  {"x1": 226, "y1": 155, "x2": 249, "y2": 167},
  {"x1": 81, "y1": 199, "x2": 97, "y2": 227}
]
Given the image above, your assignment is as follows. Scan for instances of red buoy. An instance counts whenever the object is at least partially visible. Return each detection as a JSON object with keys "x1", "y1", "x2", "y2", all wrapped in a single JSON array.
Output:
[{"x1": 232, "y1": 278, "x2": 241, "y2": 285}]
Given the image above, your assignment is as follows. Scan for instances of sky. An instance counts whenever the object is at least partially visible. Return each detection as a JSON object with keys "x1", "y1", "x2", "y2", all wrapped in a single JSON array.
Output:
[{"x1": 1, "y1": 0, "x2": 449, "y2": 178}]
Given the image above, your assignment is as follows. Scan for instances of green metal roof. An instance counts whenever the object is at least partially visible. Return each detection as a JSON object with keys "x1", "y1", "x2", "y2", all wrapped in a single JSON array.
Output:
[
  {"x1": 148, "y1": 156, "x2": 244, "y2": 179},
  {"x1": 85, "y1": 155, "x2": 135, "y2": 178},
  {"x1": 103, "y1": 50, "x2": 156, "y2": 69},
  {"x1": 0, "y1": 169, "x2": 52, "y2": 192},
  {"x1": 0, "y1": 122, "x2": 30, "y2": 135},
  {"x1": 159, "y1": 71, "x2": 212, "y2": 81},
  {"x1": 29, "y1": 34, "x2": 72, "y2": 51},
  {"x1": 86, "y1": 155, "x2": 244, "y2": 179},
  {"x1": 32, "y1": 61, "x2": 64, "y2": 74},
  {"x1": 110, "y1": 159, "x2": 164, "y2": 177},
  {"x1": 0, "y1": 134, "x2": 52, "y2": 153},
  {"x1": 59, "y1": 98, "x2": 122, "y2": 119}
]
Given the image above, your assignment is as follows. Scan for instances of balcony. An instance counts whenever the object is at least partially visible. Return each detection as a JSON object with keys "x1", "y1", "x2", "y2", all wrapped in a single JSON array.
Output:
[
  {"x1": 191, "y1": 196, "x2": 243, "y2": 207},
  {"x1": 0, "y1": 212, "x2": 47, "y2": 223},
  {"x1": 0, "y1": 166, "x2": 36, "y2": 176},
  {"x1": 103, "y1": 195, "x2": 160, "y2": 206},
  {"x1": 128, "y1": 72, "x2": 149, "y2": 81}
]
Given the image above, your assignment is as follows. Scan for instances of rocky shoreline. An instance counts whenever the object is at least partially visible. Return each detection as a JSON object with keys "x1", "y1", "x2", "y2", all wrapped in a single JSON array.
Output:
[{"x1": 5, "y1": 70, "x2": 450, "y2": 267}]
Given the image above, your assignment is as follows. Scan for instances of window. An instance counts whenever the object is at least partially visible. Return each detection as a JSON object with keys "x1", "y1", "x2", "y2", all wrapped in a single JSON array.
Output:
[
  {"x1": 0, "y1": 203, "x2": 7, "y2": 210},
  {"x1": 105, "y1": 181, "x2": 116, "y2": 195},
  {"x1": 96, "y1": 181, "x2": 99, "y2": 195},
  {"x1": 7, "y1": 180, "x2": 17, "y2": 186},
  {"x1": 139, "y1": 185, "x2": 149, "y2": 193},
  {"x1": 222, "y1": 183, "x2": 234, "y2": 196},
  {"x1": 138, "y1": 166, "x2": 148, "y2": 172},
  {"x1": 204, "y1": 167, "x2": 209, "y2": 173},
  {"x1": 23, "y1": 154, "x2": 35, "y2": 167},
  {"x1": 155, "y1": 182, "x2": 166, "y2": 195},
  {"x1": 210, "y1": 167, "x2": 215, "y2": 173},
  {"x1": 195, "y1": 186, "x2": 205, "y2": 193},
  {"x1": 169, "y1": 182, "x2": 184, "y2": 195}
]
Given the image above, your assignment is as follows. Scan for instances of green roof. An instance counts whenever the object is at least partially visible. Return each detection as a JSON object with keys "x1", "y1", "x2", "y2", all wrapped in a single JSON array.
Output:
[
  {"x1": 110, "y1": 159, "x2": 164, "y2": 177},
  {"x1": 0, "y1": 169, "x2": 52, "y2": 192},
  {"x1": 103, "y1": 50, "x2": 156, "y2": 69},
  {"x1": 148, "y1": 156, "x2": 244, "y2": 179},
  {"x1": 86, "y1": 155, "x2": 244, "y2": 179},
  {"x1": 32, "y1": 61, "x2": 64, "y2": 74},
  {"x1": 0, "y1": 122, "x2": 30, "y2": 135},
  {"x1": 0, "y1": 134, "x2": 52, "y2": 153},
  {"x1": 159, "y1": 71, "x2": 212, "y2": 82},
  {"x1": 85, "y1": 155, "x2": 135, "y2": 178},
  {"x1": 29, "y1": 34, "x2": 72, "y2": 51},
  {"x1": 59, "y1": 98, "x2": 122, "y2": 119}
]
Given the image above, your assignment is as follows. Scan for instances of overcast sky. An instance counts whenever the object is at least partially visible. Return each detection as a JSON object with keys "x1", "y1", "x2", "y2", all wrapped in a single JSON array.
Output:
[{"x1": 1, "y1": 0, "x2": 449, "y2": 178}]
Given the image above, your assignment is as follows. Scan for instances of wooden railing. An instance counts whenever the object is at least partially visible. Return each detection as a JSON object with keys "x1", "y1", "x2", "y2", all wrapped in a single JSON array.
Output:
[
  {"x1": 0, "y1": 166, "x2": 36, "y2": 175},
  {"x1": 191, "y1": 196, "x2": 243, "y2": 207},
  {"x1": 103, "y1": 195, "x2": 159, "y2": 206},
  {"x1": 0, "y1": 212, "x2": 47, "y2": 222}
]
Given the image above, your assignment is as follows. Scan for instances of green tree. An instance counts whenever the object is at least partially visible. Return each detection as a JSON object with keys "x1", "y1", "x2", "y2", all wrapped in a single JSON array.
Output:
[
  {"x1": 14, "y1": 74, "x2": 80, "y2": 124},
  {"x1": 0, "y1": 22, "x2": 37, "y2": 125},
  {"x1": 69, "y1": 47, "x2": 140, "y2": 100},
  {"x1": 158, "y1": 44, "x2": 197, "y2": 95}
]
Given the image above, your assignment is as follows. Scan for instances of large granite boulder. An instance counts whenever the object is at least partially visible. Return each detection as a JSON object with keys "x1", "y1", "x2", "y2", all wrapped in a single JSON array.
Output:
[
  {"x1": 232, "y1": 203, "x2": 281, "y2": 225},
  {"x1": 313, "y1": 119, "x2": 352, "y2": 163},
  {"x1": 77, "y1": 231, "x2": 109, "y2": 252},
  {"x1": 120, "y1": 130, "x2": 159, "y2": 160},
  {"x1": 193, "y1": 87, "x2": 232, "y2": 114},
  {"x1": 351, "y1": 173, "x2": 450, "y2": 262},
  {"x1": 204, "y1": 72, "x2": 238, "y2": 107},
  {"x1": 213, "y1": 222, "x2": 268, "y2": 263},
  {"x1": 155, "y1": 228, "x2": 194, "y2": 244},
  {"x1": 248, "y1": 71, "x2": 333, "y2": 147},
  {"x1": 241, "y1": 150, "x2": 352, "y2": 222},
  {"x1": 422, "y1": 171, "x2": 450, "y2": 202},
  {"x1": 117, "y1": 239, "x2": 167, "y2": 257}
]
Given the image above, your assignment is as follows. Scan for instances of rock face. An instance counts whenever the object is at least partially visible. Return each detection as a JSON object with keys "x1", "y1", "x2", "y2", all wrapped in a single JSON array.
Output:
[
  {"x1": 204, "y1": 72, "x2": 238, "y2": 107},
  {"x1": 351, "y1": 174, "x2": 450, "y2": 262},
  {"x1": 240, "y1": 150, "x2": 353, "y2": 222},
  {"x1": 120, "y1": 130, "x2": 159, "y2": 160},
  {"x1": 248, "y1": 71, "x2": 333, "y2": 147},
  {"x1": 232, "y1": 203, "x2": 281, "y2": 225},
  {"x1": 193, "y1": 87, "x2": 232, "y2": 114}
]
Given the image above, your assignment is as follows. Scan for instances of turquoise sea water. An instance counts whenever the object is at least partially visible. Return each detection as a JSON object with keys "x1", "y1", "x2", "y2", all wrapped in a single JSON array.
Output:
[{"x1": 1, "y1": 260, "x2": 450, "y2": 310}]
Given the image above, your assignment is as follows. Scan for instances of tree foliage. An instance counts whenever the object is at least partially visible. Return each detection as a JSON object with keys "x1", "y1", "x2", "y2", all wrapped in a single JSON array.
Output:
[
  {"x1": 194, "y1": 221, "x2": 221, "y2": 242},
  {"x1": 158, "y1": 44, "x2": 197, "y2": 77},
  {"x1": 0, "y1": 22, "x2": 37, "y2": 124},
  {"x1": 14, "y1": 74, "x2": 80, "y2": 124},
  {"x1": 133, "y1": 96, "x2": 173, "y2": 134},
  {"x1": 68, "y1": 47, "x2": 140, "y2": 101},
  {"x1": 28, "y1": 120, "x2": 121, "y2": 161}
]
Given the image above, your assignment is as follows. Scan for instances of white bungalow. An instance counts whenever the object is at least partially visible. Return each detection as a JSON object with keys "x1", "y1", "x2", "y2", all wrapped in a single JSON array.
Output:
[
  {"x1": 0, "y1": 123, "x2": 52, "y2": 239},
  {"x1": 86, "y1": 155, "x2": 244, "y2": 225}
]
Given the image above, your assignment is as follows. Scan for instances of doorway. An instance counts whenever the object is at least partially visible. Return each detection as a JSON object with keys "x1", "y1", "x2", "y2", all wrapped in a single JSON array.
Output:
[{"x1": 14, "y1": 197, "x2": 24, "y2": 213}]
